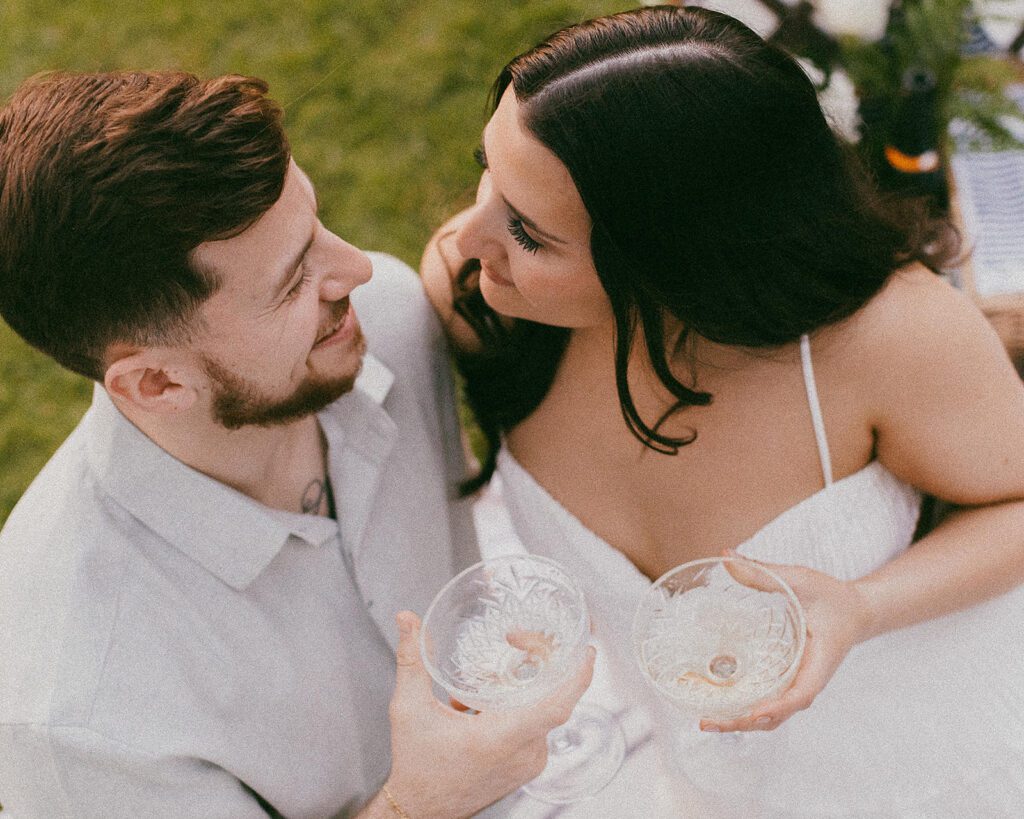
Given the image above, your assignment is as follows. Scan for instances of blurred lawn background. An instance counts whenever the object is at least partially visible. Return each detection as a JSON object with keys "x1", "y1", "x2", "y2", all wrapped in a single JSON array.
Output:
[{"x1": 0, "y1": 0, "x2": 627, "y2": 524}]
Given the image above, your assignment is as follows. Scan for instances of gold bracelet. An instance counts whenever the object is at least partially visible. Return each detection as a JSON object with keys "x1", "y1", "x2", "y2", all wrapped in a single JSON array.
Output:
[{"x1": 381, "y1": 784, "x2": 411, "y2": 819}]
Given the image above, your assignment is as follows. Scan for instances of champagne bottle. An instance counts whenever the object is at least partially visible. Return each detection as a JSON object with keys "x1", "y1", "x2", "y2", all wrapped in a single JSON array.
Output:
[{"x1": 880, "y1": 67, "x2": 948, "y2": 211}]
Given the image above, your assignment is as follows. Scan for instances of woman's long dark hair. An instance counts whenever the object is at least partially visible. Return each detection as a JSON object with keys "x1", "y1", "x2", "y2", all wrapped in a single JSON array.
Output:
[{"x1": 453, "y1": 5, "x2": 955, "y2": 493}]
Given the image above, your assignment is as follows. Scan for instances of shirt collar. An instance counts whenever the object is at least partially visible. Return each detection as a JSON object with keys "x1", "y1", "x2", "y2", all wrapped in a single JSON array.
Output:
[
  {"x1": 353, "y1": 352, "x2": 394, "y2": 405},
  {"x1": 84, "y1": 354, "x2": 395, "y2": 590},
  {"x1": 318, "y1": 354, "x2": 398, "y2": 556}
]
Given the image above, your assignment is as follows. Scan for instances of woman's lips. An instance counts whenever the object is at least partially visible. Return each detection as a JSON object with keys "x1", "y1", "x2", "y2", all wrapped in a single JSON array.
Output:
[{"x1": 480, "y1": 262, "x2": 514, "y2": 287}]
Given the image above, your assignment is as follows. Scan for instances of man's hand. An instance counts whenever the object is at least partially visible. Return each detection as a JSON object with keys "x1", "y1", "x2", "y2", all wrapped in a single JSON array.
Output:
[{"x1": 369, "y1": 610, "x2": 595, "y2": 819}]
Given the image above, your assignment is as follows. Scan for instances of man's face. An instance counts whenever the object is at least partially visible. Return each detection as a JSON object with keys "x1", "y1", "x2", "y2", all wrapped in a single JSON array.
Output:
[{"x1": 189, "y1": 160, "x2": 372, "y2": 429}]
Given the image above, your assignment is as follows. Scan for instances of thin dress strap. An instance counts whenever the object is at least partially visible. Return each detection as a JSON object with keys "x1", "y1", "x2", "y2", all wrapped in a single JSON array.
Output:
[{"x1": 800, "y1": 333, "x2": 834, "y2": 487}]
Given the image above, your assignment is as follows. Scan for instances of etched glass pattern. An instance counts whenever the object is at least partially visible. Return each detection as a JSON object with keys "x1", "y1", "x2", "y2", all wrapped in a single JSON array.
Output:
[
  {"x1": 421, "y1": 555, "x2": 588, "y2": 712},
  {"x1": 633, "y1": 557, "x2": 806, "y2": 720}
]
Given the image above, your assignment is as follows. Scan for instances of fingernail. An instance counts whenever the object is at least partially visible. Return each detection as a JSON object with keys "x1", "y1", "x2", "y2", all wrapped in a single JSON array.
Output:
[
  {"x1": 754, "y1": 716, "x2": 772, "y2": 726},
  {"x1": 702, "y1": 725, "x2": 720, "y2": 732}
]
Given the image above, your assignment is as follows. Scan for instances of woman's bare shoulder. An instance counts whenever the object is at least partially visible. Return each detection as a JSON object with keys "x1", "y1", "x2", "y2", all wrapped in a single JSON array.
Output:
[
  {"x1": 816, "y1": 262, "x2": 1019, "y2": 440},
  {"x1": 844, "y1": 268, "x2": 1024, "y2": 501},
  {"x1": 834, "y1": 263, "x2": 1004, "y2": 371},
  {"x1": 419, "y1": 209, "x2": 484, "y2": 354}
]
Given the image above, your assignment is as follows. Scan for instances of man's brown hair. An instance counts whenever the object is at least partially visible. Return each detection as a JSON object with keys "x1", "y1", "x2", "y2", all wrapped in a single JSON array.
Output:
[{"x1": 0, "y1": 71, "x2": 290, "y2": 379}]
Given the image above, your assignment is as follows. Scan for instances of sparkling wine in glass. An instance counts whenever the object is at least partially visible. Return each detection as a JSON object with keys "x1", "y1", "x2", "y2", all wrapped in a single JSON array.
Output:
[
  {"x1": 420, "y1": 553, "x2": 625, "y2": 804},
  {"x1": 631, "y1": 555, "x2": 806, "y2": 794}
]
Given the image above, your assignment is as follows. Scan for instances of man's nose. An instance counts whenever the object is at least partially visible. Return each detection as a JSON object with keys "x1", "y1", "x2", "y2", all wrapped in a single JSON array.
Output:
[{"x1": 320, "y1": 241, "x2": 373, "y2": 302}]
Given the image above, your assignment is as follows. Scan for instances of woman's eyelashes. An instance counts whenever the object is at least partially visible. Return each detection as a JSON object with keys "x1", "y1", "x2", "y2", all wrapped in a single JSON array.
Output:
[
  {"x1": 507, "y1": 216, "x2": 541, "y2": 254},
  {"x1": 475, "y1": 145, "x2": 541, "y2": 253}
]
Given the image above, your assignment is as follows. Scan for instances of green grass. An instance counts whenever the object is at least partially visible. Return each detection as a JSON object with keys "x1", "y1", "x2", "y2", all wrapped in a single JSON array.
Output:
[{"x1": 0, "y1": 0, "x2": 626, "y2": 524}]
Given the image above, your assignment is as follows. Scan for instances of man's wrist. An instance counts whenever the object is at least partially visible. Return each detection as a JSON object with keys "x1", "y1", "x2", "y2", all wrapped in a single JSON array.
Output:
[
  {"x1": 356, "y1": 778, "x2": 427, "y2": 819},
  {"x1": 380, "y1": 782, "x2": 412, "y2": 818},
  {"x1": 357, "y1": 785, "x2": 411, "y2": 819}
]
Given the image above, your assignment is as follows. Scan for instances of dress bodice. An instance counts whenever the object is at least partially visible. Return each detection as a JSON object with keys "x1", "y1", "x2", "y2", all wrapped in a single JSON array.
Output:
[
  {"x1": 496, "y1": 331, "x2": 921, "y2": 586},
  {"x1": 477, "y1": 335, "x2": 1024, "y2": 817},
  {"x1": 497, "y1": 448, "x2": 921, "y2": 584}
]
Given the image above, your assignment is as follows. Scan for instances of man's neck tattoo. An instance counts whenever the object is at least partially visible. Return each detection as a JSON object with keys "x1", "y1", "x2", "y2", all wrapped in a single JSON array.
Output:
[{"x1": 301, "y1": 477, "x2": 336, "y2": 518}]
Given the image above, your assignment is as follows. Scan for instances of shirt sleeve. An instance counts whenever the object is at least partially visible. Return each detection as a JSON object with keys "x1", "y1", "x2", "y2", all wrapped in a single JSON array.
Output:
[{"x1": 0, "y1": 723, "x2": 270, "y2": 819}]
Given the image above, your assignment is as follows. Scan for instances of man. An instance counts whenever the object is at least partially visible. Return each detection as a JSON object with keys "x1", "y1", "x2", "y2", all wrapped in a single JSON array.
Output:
[{"x1": 0, "y1": 72, "x2": 592, "y2": 817}]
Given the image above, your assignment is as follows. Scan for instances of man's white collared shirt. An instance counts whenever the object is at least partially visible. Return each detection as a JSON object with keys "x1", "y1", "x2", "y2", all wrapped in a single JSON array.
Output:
[{"x1": 0, "y1": 254, "x2": 477, "y2": 818}]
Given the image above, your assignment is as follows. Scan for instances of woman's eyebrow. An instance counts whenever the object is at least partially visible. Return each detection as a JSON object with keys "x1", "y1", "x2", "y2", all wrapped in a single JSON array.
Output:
[
  {"x1": 502, "y1": 196, "x2": 567, "y2": 245},
  {"x1": 479, "y1": 129, "x2": 568, "y2": 245}
]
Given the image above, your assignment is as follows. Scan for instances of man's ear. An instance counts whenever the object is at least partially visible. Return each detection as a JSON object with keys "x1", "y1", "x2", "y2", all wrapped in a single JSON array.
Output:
[{"x1": 103, "y1": 349, "x2": 199, "y2": 415}]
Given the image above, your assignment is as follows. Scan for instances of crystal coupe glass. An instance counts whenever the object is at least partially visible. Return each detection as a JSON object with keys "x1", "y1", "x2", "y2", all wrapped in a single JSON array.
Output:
[
  {"x1": 631, "y1": 556, "x2": 806, "y2": 795},
  {"x1": 420, "y1": 554, "x2": 625, "y2": 804}
]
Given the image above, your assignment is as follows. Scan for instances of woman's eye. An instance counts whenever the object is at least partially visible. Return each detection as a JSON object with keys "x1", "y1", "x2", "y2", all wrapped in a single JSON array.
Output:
[
  {"x1": 473, "y1": 145, "x2": 488, "y2": 170},
  {"x1": 506, "y1": 217, "x2": 541, "y2": 254}
]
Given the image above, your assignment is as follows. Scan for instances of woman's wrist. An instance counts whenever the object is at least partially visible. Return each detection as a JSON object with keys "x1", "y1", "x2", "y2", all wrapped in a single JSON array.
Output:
[{"x1": 849, "y1": 576, "x2": 888, "y2": 643}]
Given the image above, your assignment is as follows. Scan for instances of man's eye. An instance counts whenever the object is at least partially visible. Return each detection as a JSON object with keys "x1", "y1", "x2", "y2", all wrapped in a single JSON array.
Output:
[
  {"x1": 287, "y1": 271, "x2": 312, "y2": 299},
  {"x1": 506, "y1": 217, "x2": 541, "y2": 254},
  {"x1": 473, "y1": 145, "x2": 488, "y2": 170}
]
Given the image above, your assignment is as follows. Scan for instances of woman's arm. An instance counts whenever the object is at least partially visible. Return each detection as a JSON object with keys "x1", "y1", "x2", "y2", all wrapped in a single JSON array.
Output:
[
  {"x1": 854, "y1": 268, "x2": 1024, "y2": 634},
  {"x1": 704, "y1": 268, "x2": 1024, "y2": 733}
]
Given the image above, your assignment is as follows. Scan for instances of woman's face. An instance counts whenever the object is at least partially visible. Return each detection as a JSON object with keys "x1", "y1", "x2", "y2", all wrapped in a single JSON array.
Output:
[{"x1": 455, "y1": 89, "x2": 613, "y2": 328}]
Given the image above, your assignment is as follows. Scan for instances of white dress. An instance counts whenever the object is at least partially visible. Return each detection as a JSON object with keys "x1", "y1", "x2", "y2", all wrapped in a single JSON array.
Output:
[{"x1": 474, "y1": 335, "x2": 1024, "y2": 818}]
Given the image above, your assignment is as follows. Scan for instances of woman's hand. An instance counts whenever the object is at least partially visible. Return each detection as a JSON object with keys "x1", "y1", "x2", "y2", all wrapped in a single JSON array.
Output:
[
  {"x1": 420, "y1": 210, "x2": 488, "y2": 355},
  {"x1": 698, "y1": 554, "x2": 874, "y2": 734}
]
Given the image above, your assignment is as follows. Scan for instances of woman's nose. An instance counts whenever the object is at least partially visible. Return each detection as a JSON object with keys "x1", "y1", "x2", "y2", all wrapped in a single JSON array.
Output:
[
  {"x1": 455, "y1": 173, "x2": 503, "y2": 261},
  {"x1": 454, "y1": 205, "x2": 487, "y2": 260}
]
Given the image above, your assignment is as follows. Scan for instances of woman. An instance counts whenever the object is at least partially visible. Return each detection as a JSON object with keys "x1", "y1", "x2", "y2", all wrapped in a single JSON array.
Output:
[{"x1": 422, "y1": 6, "x2": 1024, "y2": 816}]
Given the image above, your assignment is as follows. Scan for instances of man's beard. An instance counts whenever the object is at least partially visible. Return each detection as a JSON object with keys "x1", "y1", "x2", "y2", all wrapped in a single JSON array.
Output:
[{"x1": 202, "y1": 328, "x2": 367, "y2": 430}]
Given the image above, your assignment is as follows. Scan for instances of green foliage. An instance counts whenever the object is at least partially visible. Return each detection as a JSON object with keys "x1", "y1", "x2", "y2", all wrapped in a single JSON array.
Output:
[
  {"x1": 894, "y1": 0, "x2": 972, "y2": 96},
  {"x1": 950, "y1": 55, "x2": 1024, "y2": 149},
  {"x1": 837, "y1": 0, "x2": 971, "y2": 108},
  {"x1": 0, "y1": 0, "x2": 627, "y2": 525},
  {"x1": 837, "y1": 0, "x2": 1024, "y2": 154},
  {"x1": 0, "y1": 324, "x2": 92, "y2": 519}
]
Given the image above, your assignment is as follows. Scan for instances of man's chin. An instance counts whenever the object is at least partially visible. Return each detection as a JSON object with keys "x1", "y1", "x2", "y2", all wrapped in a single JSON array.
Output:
[{"x1": 205, "y1": 352, "x2": 365, "y2": 431}]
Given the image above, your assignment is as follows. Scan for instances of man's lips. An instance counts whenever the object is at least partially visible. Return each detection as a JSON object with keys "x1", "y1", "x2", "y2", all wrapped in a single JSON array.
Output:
[{"x1": 314, "y1": 299, "x2": 353, "y2": 346}]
